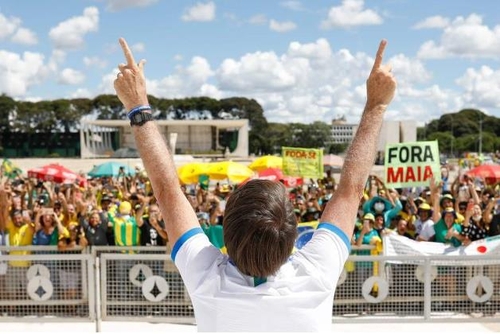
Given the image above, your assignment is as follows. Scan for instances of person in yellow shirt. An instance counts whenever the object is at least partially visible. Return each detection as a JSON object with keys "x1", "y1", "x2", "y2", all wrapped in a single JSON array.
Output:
[{"x1": 0, "y1": 187, "x2": 35, "y2": 301}]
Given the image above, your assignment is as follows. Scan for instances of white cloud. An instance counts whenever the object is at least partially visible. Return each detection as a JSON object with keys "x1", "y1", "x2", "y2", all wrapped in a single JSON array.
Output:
[
  {"x1": 413, "y1": 16, "x2": 450, "y2": 29},
  {"x1": 11, "y1": 27, "x2": 37, "y2": 45},
  {"x1": 321, "y1": 0, "x2": 383, "y2": 29},
  {"x1": 280, "y1": 1, "x2": 304, "y2": 11},
  {"x1": 58, "y1": 68, "x2": 85, "y2": 85},
  {"x1": 417, "y1": 14, "x2": 500, "y2": 59},
  {"x1": 173, "y1": 54, "x2": 183, "y2": 61},
  {"x1": 0, "y1": 12, "x2": 37, "y2": 45},
  {"x1": 95, "y1": 37, "x2": 494, "y2": 125},
  {"x1": 69, "y1": 88, "x2": 93, "y2": 99},
  {"x1": 49, "y1": 7, "x2": 99, "y2": 50},
  {"x1": 269, "y1": 19, "x2": 297, "y2": 33},
  {"x1": 100, "y1": 56, "x2": 215, "y2": 98},
  {"x1": 103, "y1": 0, "x2": 158, "y2": 12},
  {"x1": 456, "y1": 66, "x2": 500, "y2": 109},
  {"x1": 0, "y1": 50, "x2": 46, "y2": 97},
  {"x1": 390, "y1": 54, "x2": 432, "y2": 87},
  {"x1": 181, "y1": 2, "x2": 216, "y2": 22},
  {"x1": 131, "y1": 43, "x2": 145, "y2": 53},
  {"x1": 199, "y1": 84, "x2": 223, "y2": 99},
  {"x1": 83, "y1": 56, "x2": 107, "y2": 69},
  {"x1": 98, "y1": 71, "x2": 119, "y2": 95},
  {"x1": 217, "y1": 52, "x2": 296, "y2": 93},
  {"x1": 249, "y1": 14, "x2": 267, "y2": 25},
  {"x1": 0, "y1": 13, "x2": 20, "y2": 39}
]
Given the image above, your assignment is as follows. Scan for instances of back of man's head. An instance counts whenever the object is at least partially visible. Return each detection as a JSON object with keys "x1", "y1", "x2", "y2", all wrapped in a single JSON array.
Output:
[{"x1": 223, "y1": 179, "x2": 297, "y2": 278}]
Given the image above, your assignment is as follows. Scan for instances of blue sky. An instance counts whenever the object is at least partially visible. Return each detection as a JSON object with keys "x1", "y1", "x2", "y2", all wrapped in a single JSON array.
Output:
[{"x1": 0, "y1": 0, "x2": 499, "y2": 125}]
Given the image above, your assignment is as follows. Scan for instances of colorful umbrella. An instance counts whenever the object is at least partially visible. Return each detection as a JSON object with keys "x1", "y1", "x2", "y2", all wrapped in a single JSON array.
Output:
[
  {"x1": 248, "y1": 155, "x2": 283, "y2": 172},
  {"x1": 177, "y1": 162, "x2": 210, "y2": 185},
  {"x1": 88, "y1": 161, "x2": 136, "y2": 178},
  {"x1": 257, "y1": 167, "x2": 303, "y2": 188},
  {"x1": 28, "y1": 163, "x2": 86, "y2": 186},
  {"x1": 208, "y1": 161, "x2": 254, "y2": 183},
  {"x1": 466, "y1": 164, "x2": 500, "y2": 185}
]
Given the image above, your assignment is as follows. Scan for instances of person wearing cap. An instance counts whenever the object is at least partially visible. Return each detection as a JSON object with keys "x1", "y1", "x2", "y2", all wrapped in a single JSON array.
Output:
[
  {"x1": 355, "y1": 213, "x2": 379, "y2": 247},
  {"x1": 108, "y1": 201, "x2": 140, "y2": 247},
  {"x1": 114, "y1": 37, "x2": 396, "y2": 331},
  {"x1": 414, "y1": 203, "x2": 436, "y2": 241},
  {"x1": 438, "y1": 193, "x2": 464, "y2": 224}
]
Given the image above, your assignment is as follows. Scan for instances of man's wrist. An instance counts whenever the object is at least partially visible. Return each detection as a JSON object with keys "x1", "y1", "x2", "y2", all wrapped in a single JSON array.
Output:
[{"x1": 127, "y1": 105, "x2": 152, "y2": 119}]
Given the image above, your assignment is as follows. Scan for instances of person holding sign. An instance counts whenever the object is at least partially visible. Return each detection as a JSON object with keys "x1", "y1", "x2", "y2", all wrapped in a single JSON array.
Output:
[{"x1": 113, "y1": 38, "x2": 396, "y2": 331}]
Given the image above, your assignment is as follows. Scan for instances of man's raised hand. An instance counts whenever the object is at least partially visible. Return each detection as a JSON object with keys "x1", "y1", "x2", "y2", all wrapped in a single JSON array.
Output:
[
  {"x1": 114, "y1": 37, "x2": 149, "y2": 111},
  {"x1": 366, "y1": 40, "x2": 396, "y2": 110}
]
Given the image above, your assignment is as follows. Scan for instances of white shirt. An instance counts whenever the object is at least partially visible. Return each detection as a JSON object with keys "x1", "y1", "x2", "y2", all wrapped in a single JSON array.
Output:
[
  {"x1": 172, "y1": 223, "x2": 350, "y2": 332},
  {"x1": 415, "y1": 218, "x2": 435, "y2": 240}
]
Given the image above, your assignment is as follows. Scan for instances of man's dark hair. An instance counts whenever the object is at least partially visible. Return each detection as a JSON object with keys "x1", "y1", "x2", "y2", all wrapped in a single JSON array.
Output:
[{"x1": 223, "y1": 179, "x2": 298, "y2": 278}]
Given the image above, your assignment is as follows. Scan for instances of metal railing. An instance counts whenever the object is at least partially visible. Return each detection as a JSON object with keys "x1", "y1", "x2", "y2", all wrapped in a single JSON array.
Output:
[{"x1": 0, "y1": 246, "x2": 499, "y2": 327}]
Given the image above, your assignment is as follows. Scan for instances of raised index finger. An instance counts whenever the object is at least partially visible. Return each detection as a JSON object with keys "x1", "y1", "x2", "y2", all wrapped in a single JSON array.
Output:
[
  {"x1": 119, "y1": 37, "x2": 136, "y2": 67},
  {"x1": 371, "y1": 39, "x2": 387, "y2": 72}
]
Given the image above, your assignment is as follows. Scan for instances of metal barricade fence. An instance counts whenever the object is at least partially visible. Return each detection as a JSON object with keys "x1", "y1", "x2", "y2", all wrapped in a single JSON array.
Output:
[
  {"x1": 0, "y1": 246, "x2": 94, "y2": 322},
  {"x1": 333, "y1": 254, "x2": 500, "y2": 323},
  {"x1": 1, "y1": 246, "x2": 499, "y2": 326},
  {"x1": 99, "y1": 252, "x2": 190, "y2": 323}
]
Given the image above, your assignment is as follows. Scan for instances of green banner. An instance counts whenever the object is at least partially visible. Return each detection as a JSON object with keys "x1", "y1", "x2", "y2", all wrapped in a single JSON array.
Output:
[
  {"x1": 384, "y1": 140, "x2": 441, "y2": 188},
  {"x1": 282, "y1": 147, "x2": 323, "y2": 179}
]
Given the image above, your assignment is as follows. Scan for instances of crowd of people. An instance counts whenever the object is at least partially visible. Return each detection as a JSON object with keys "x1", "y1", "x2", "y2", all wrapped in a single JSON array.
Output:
[
  {"x1": 0, "y1": 157, "x2": 498, "y2": 316},
  {"x1": 1, "y1": 160, "x2": 499, "y2": 286}
]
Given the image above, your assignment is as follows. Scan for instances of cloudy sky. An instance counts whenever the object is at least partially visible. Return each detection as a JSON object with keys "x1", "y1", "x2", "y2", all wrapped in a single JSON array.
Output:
[{"x1": 0, "y1": 0, "x2": 499, "y2": 125}]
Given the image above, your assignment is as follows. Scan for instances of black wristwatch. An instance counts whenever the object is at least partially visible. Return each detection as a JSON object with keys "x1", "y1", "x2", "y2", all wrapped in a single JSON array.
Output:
[{"x1": 130, "y1": 111, "x2": 153, "y2": 126}]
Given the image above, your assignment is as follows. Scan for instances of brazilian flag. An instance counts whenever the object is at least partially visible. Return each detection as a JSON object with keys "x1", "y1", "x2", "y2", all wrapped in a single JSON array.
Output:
[{"x1": 2, "y1": 158, "x2": 22, "y2": 179}]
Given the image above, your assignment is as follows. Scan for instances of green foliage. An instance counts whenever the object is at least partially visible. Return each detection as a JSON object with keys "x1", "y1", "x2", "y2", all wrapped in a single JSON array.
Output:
[{"x1": 420, "y1": 108, "x2": 500, "y2": 155}]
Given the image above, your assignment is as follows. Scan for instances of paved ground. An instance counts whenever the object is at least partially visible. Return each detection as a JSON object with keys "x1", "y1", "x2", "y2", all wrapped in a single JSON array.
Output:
[{"x1": 1, "y1": 320, "x2": 499, "y2": 333}]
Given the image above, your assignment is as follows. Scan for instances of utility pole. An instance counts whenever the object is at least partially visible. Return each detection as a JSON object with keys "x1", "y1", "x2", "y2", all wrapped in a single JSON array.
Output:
[{"x1": 479, "y1": 115, "x2": 483, "y2": 157}]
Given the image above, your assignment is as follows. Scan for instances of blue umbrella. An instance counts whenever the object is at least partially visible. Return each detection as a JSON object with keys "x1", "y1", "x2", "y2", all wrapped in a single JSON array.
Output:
[{"x1": 88, "y1": 161, "x2": 136, "y2": 178}]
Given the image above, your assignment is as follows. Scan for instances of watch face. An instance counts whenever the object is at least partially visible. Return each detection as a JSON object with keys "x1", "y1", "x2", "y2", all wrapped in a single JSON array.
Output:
[{"x1": 133, "y1": 113, "x2": 142, "y2": 122}]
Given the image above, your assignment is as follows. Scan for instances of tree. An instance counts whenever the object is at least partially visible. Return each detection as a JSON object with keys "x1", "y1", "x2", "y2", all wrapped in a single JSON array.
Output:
[
  {"x1": 93, "y1": 94, "x2": 124, "y2": 119},
  {"x1": 0, "y1": 94, "x2": 15, "y2": 133}
]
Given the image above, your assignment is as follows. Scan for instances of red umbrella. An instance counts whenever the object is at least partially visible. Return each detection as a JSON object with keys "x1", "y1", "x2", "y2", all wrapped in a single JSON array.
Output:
[
  {"x1": 28, "y1": 163, "x2": 86, "y2": 186},
  {"x1": 466, "y1": 164, "x2": 500, "y2": 185},
  {"x1": 257, "y1": 168, "x2": 303, "y2": 188}
]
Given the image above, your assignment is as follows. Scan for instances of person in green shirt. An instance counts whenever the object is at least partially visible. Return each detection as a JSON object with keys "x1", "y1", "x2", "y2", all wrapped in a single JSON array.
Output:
[{"x1": 432, "y1": 207, "x2": 462, "y2": 247}]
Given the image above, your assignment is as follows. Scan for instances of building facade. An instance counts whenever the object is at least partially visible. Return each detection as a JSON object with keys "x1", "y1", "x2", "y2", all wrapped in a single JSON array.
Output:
[
  {"x1": 331, "y1": 118, "x2": 417, "y2": 151},
  {"x1": 79, "y1": 119, "x2": 249, "y2": 159}
]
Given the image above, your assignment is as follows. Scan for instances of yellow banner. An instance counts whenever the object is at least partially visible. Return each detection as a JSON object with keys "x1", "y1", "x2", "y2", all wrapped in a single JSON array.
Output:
[
  {"x1": 282, "y1": 147, "x2": 323, "y2": 179},
  {"x1": 384, "y1": 140, "x2": 441, "y2": 188}
]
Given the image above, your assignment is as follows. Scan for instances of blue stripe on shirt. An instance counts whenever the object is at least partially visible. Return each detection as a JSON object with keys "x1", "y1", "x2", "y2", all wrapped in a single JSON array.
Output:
[
  {"x1": 171, "y1": 227, "x2": 204, "y2": 262},
  {"x1": 317, "y1": 223, "x2": 351, "y2": 252}
]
